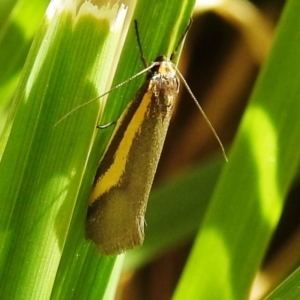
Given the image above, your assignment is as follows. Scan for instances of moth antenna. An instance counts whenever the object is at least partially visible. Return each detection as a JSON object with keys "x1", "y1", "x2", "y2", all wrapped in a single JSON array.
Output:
[
  {"x1": 170, "y1": 19, "x2": 193, "y2": 61},
  {"x1": 174, "y1": 65, "x2": 228, "y2": 161},
  {"x1": 54, "y1": 62, "x2": 158, "y2": 127},
  {"x1": 134, "y1": 19, "x2": 148, "y2": 68}
]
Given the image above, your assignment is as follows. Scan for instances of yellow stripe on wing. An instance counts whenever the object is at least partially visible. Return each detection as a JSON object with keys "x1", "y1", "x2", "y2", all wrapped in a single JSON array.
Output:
[{"x1": 89, "y1": 89, "x2": 153, "y2": 203}]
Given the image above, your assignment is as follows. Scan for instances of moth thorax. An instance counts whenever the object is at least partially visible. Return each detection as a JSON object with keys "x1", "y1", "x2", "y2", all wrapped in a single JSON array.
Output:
[{"x1": 158, "y1": 61, "x2": 176, "y2": 77}]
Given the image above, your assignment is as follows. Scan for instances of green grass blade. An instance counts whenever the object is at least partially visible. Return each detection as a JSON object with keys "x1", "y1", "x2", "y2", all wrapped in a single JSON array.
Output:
[
  {"x1": 51, "y1": 1, "x2": 196, "y2": 298},
  {"x1": 0, "y1": 0, "x2": 50, "y2": 114},
  {"x1": 0, "y1": 2, "x2": 126, "y2": 299},
  {"x1": 173, "y1": 0, "x2": 300, "y2": 299}
]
